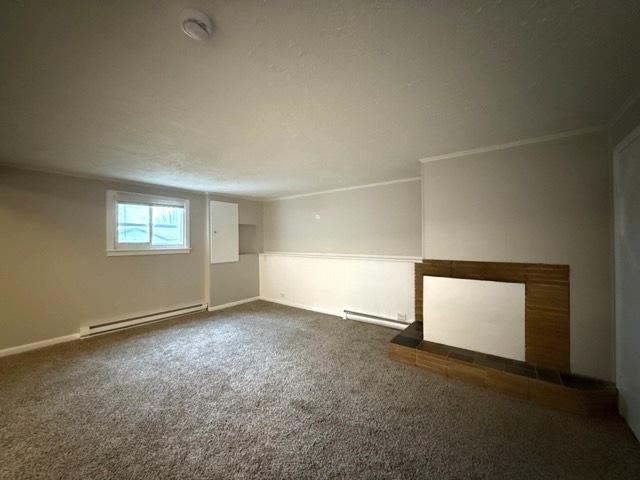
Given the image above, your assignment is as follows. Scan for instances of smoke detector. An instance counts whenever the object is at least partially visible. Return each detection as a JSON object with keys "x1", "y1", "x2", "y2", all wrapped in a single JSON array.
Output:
[{"x1": 180, "y1": 8, "x2": 213, "y2": 41}]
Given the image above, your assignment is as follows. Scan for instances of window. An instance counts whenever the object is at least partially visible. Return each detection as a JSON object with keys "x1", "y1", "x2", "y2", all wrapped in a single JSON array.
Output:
[{"x1": 106, "y1": 190, "x2": 190, "y2": 256}]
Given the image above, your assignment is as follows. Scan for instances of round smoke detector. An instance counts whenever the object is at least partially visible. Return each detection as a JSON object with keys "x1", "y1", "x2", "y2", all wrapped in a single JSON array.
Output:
[{"x1": 180, "y1": 8, "x2": 213, "y2": 41}]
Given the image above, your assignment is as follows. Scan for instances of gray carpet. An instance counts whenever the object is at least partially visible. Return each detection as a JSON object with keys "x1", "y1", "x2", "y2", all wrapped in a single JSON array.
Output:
[{"x1": 1, "y1": 301, "x2": 639, "y2": 479}]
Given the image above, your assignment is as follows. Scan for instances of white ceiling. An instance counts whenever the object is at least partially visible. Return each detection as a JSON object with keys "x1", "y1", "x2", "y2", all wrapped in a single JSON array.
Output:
[{"x1": 1, "y1": 0, "x2": 638, "y2": 198}]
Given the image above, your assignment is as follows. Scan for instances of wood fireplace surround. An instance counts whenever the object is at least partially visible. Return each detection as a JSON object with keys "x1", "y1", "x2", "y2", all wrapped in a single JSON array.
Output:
[
  {"x1": 388, "y1": 259, "x2": 617, "y2": 416},
  {"x1": 415, "y1": 259, "x2": 570, "y2": 371}
]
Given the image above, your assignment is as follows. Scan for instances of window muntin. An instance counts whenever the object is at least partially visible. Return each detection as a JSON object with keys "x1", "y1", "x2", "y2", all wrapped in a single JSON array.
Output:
[{"x1": 106, "y1": 191, "x2": 190, "y2": 255}]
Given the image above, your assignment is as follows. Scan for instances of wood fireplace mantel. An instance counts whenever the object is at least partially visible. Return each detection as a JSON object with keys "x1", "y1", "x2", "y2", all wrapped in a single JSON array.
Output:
[{"x1": 415, "y1": 259, "x2": 570, "y2": 372}]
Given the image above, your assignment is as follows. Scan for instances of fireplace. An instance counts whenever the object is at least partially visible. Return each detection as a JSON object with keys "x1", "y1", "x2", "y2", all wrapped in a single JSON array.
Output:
[
  {"x1": 415, "y1": 259, "x2": 569, "y2": 371},
  {"x1": 387, "y1": 259, "x2": 616, "y2": 416},
  {"x1": 423, "y1": 276, "x2": 525, "y2": 361}
]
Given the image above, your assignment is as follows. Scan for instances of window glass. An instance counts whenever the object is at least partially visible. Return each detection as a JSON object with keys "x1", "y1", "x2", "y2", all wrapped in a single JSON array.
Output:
[
  {"x1": 117, "y1": 203, "x2": 150, "y2": 244},
  {"x1": 152, "y1": 206, "x2": 184, "y2": 246},
  {"x1": 107, "y1": 190, "x2": 190, "y2": 255}
]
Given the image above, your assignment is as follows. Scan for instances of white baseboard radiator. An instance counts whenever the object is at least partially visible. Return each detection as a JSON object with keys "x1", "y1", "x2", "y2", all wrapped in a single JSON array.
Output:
[
  {"x1": 80, "y1": 304, "x2": 206, "y2": 337},
  {"x1": 343, "y1": 310, "x2": 408, "y2": 330}
]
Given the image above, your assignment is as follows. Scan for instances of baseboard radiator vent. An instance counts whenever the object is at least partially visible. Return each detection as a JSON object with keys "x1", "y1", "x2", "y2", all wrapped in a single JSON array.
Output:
[
  {"x1": 80, "y1": 304, "x2": 206, "y2": 337},
  {"x1": 343, "y1": 310, "x2": 408, "y2": 330}
]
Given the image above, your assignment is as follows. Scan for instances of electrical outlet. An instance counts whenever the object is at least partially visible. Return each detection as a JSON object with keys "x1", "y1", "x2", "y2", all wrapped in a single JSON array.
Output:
[{"x1": 397, "y1": 313, "x2": 407, "y2": 321}]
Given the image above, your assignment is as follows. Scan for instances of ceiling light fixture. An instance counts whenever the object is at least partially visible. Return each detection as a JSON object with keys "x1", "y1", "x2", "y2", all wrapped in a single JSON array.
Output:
[{"x1": 180, "y1": 8, "x2": 213, "y2": 41}]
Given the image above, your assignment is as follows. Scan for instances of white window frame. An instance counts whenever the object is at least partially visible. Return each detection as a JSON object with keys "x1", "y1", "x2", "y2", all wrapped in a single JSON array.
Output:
[{"x1": 106, "y1": 190, "x2": 191, "y2": 256}]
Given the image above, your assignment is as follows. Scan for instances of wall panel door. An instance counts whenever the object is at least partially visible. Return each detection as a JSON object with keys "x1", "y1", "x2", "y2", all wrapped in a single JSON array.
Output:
[
  {"x1": 210, "y1": 200, "x2": 239, "y2": 264},
  {"x1": 614, "y1": 126, "x2": 640, "y2": 439}
]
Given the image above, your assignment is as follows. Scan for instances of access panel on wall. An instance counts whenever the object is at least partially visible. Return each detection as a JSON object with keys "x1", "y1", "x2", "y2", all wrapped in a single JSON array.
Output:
[{"x1": 210, "y1": 200, "x2": 239, "y2": 264}]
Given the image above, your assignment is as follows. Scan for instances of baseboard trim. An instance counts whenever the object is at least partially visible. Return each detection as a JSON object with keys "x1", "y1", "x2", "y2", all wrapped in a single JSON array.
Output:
[
  {"x1": 259, "y1": 296, "x2": 341, "y2": 318},
  {"x1": 260, "y1": 297, "x2": 413, "y2": 330},
  {"x1": 344, "y1": 310, "x2": 409, "y2": 330},
  {"x1": 0, "y1": 333, "x2": 81, "y2": 358},
  {"x1": 208, "y1": 297, "x2": 260, "y2": 312},
  {"x1": 2, "y1": 303, "x2": 208, "y2": 357},
  {"x1": 81, "y1": 304, "x2": 207, "y2": 337}
]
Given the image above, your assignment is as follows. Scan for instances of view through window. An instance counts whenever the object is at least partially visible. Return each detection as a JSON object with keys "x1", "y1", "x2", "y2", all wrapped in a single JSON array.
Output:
[{"x1": 106, "y1": 191, "x2": 190, "y2": 254}]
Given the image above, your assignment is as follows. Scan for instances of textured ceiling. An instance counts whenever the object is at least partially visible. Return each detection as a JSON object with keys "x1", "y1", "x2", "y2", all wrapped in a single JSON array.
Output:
[{"x1": 1, "y1": 0, "x2": 639, "y2": 198}]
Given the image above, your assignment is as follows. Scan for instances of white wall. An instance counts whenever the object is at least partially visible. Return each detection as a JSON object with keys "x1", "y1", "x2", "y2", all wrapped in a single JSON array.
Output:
[
  {"x1": 422, "y1": 132, "x2": 613, "y2": 380},
  {"x1": 259, "y1": 253, "x2": 417, "y2": 322},
  {"x1": 260, "y1": 180, "x2": 422, "y2": 321}
]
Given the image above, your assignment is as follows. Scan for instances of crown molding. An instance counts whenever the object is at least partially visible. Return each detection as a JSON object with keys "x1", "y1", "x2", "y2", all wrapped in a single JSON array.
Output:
[
  {"x1": 269, "y1": 177, "x2": 421, "y2": 202},
  {"x1": 419, "y1": 126, "x2": 605, "y2": 164},
  {"x1": 607, "y1": 89, "x2": 640, "y2": 131}
]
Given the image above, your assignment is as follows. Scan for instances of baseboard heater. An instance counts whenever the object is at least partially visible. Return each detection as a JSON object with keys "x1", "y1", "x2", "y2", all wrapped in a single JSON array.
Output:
[
  {"x1": 343, "y1": 310, "x2": 407, "y2": 330},
  {"x1": 80, "y1": 304, "x2": 206, "y2": 337}
]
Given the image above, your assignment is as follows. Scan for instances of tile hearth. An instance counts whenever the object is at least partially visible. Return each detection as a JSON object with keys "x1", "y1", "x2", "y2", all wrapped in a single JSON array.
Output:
[{"x1": 389, "y1": 322, "x2": 616, "y2": 416}]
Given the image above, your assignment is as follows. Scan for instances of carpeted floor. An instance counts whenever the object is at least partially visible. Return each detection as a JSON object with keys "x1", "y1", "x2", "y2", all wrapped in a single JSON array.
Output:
[{"x1": 1, "y1": 301, "x2": 639, "y2": 479}]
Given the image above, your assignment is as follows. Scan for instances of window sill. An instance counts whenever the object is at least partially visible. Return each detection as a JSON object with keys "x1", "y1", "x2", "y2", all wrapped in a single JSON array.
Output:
[{"x1": 106, "y1": 248, "x2": 191, "y2": 257}]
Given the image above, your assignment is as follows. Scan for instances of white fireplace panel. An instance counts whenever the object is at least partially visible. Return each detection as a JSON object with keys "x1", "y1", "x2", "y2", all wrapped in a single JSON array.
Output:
[{"x1": 423, "y1": 276, "x2": 525, "y2": 361}]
